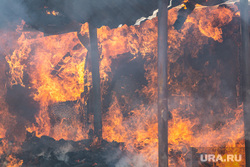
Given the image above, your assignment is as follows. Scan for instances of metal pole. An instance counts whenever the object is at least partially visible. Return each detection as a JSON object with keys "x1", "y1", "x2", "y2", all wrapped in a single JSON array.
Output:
[
  {"x1": 158, "y1": 0, "x2": 169, "y2": 166},
  {"x1": 240, "y1": 0, "x2": 250, "y2": 165},
  {"x1": 89, "y1": 22, "x2": 102, "y2": 140}
]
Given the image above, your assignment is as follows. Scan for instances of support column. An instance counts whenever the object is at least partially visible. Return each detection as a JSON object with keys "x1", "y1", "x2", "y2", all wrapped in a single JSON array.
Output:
[
  {"x1": 89, "y1": 23, "x2": 102, "y2": 140},
  {"x1": 240, "y1": 0, "x2": 250, "y2": 165},
  {"x1": 158, "y1": 0, "x2": 169, "y2": 166}
]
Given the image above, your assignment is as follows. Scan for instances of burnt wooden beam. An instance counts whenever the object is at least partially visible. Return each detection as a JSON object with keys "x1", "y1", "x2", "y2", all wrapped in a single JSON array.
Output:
[
  {"x1": 89, "y1": 23, "x2": 102, "y2": 140},
  {"x1": 50, "y1": 52, "x2": 72, "y2": 76},
  {"x1": 158, "y1": 0, "x2": 169, "y2": 166},
  {"x1": 77, "y1": 31, "x2": 91, "y2": 128},
  {"x1": 173, "y1": 2, "x2": 195, "y2": 30},
  {"x1": 240, "y1": 0, "x2": 250, "y2": 165}
]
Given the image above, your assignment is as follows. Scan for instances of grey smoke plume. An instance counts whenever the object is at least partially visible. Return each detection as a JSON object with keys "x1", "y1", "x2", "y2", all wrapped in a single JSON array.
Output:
[{"x1": 0, "y1": 0, "x2": 27, "y2": 29}]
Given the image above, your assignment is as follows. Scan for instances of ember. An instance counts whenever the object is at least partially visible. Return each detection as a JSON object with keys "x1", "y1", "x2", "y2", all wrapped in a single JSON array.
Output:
[{"x1": 0, "y1": 0, "x2": 249, "y2": 167}]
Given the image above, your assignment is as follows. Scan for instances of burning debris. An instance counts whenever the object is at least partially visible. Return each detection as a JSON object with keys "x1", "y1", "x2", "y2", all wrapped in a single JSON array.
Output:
[
  {"x1": 0, "y1": 132, "x2": 125, "y2": 167},
  {"x1": 0, "y1": 0, "x2": 249, "y2": 167}
]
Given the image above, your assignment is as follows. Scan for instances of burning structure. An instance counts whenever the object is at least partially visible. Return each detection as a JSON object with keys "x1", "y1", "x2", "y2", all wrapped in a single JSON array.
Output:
[{"x1": 0, "y1": 0, "x2": 249, "y2": 166}]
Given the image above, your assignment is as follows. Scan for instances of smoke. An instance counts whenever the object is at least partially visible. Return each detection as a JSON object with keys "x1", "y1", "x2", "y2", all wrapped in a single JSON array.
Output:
[
  {"x1": 103, "y1": 145, "x2": 154, "y2": 167},
  {"x1": 54, "y1": 142, "x2": 73, "y2": 162},
  {"x1": 0, "y1": 0, "x2": 27, "y2": 29},
  {"x1": 115, "y1": 153, "x2": 150, "y2": 167}
]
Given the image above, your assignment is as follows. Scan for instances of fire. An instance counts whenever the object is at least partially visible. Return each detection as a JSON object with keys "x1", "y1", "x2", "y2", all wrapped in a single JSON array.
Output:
[
  {"x1": 0, "y1": 4, "x2": 244, "y2": 166},
  {"x1": 197, "y1": 7, "x2": 234, "y2": 42},
  {"x1": 46, "y1": 10, "x2": 59, "y2": 16},
  {"x1": 0, "y1": 139, "x2": 22, "y2": 167},
  {"x1": 5, "y1": 155, "x2": 23, "y2": 167}
]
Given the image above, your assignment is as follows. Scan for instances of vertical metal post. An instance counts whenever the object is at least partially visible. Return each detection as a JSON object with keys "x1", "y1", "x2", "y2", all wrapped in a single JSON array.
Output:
[
  {"x1": 158, "y1": 0, "x2": 169, "y2": 166},
  {"x1": 89, "y1": 22, "x2": 102, "y2": 140}
]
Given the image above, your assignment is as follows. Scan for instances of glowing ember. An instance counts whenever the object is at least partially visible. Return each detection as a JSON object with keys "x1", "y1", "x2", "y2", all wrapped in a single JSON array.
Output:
[{"x1": 46, "y1": 10, "x2": 59, "y2": 16}]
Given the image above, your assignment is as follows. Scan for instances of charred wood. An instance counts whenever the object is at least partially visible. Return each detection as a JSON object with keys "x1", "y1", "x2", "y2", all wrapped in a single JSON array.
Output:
[
  {"x1": 89, "y1": 23, "x2": 102, "y2": 140},
  {"x1": 50, "y1": 52, "x2": 72, "y2": 77},
  {"x1": 158, "y1": 0, "x2": 169, "y2": 166},
  {"x1": 239, "y1": 0, "x2": 250, "y2": 165},
  {"x1": 16, "y1": 132, "x2": 124, "y2": 167}
]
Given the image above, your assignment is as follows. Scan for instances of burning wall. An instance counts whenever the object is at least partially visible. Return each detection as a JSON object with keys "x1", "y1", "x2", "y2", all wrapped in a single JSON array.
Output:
[{"x1": 0, "y1": 4, "x2": 246, "y2": 167}]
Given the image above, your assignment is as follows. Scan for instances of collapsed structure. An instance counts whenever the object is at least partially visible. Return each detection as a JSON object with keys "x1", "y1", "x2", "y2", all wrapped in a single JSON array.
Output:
[{"x1": 0, "y1": 0, "x2": 249, "y2": 166}]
